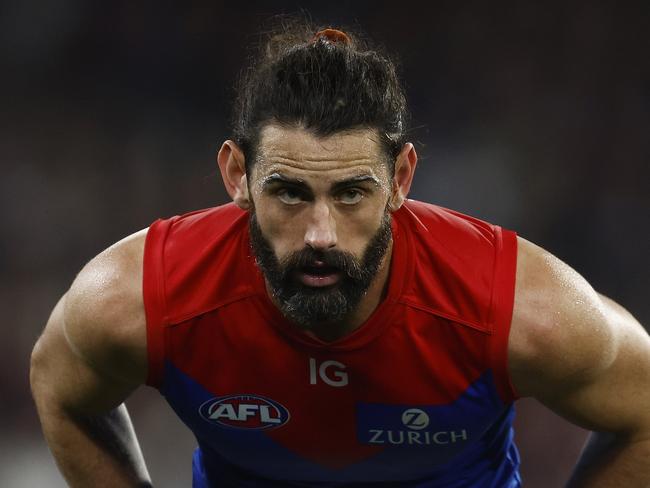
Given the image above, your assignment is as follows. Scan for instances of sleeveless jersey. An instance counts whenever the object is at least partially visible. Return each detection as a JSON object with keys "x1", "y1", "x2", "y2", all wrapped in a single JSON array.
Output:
[{"x1": 143, "y1": 200, "x2": 521, "y2": 487}]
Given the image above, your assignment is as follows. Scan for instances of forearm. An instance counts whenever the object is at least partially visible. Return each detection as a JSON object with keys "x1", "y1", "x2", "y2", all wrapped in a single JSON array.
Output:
[
  {"x1": 38, "y1": 402, "x2": 152, "y2": 488},
  {"x1": 567, "y1": 432, "x2": 650, "y2": 487}
]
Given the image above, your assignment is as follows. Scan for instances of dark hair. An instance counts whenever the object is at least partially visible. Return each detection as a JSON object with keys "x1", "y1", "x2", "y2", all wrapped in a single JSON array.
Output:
[{"x1": 231, "y1": 17, "x2": 409, "y2": 174}]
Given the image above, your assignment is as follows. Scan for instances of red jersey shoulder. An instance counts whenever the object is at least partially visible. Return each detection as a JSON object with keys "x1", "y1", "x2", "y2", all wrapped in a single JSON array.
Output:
[
  {"x1": 395, "y1": 200, "x2": 517, "y2": 334},
  {"x1": 144, "y1": 203, "x2": 258, "y2": 325}
]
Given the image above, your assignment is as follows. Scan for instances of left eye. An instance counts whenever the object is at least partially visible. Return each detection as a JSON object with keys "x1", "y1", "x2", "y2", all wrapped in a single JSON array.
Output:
[
  {"x1": 338, "y1": 189, "x2": 363, "y2": 205},
  {"x1": 276, "y1": 188, "x2": 304, "y2": 205}
]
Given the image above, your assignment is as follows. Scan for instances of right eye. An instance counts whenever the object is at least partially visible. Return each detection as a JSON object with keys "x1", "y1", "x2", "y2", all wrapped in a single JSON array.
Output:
[{"x1": 276, "y1": 188, "x2": 304, "y2": 205}]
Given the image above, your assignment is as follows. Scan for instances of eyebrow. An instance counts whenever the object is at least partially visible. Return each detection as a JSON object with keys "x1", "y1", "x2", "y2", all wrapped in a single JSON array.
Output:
[
  {"x1": 260, "y1": 172, "x2": 381, "y2": 191},
  {"x1": 259, "y1": 173, "x2": 307, "y2": 189},
  {"x1": 331, "y1": 175, "x2": 381, "y2": 192}
]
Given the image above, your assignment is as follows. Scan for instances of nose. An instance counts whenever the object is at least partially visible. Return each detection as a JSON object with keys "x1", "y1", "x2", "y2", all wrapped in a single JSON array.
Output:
[{"x1": 304, "y1": 200, "x2": 337, "y2": 251}]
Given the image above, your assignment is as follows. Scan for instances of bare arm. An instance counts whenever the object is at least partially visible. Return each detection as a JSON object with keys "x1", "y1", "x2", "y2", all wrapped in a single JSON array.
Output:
[
  {"x1": 509, "y1": 237, "x2": 650, "y2": 487},
  {"x1": 30, "y1": 230, "x2": 151, "y2": 487}
]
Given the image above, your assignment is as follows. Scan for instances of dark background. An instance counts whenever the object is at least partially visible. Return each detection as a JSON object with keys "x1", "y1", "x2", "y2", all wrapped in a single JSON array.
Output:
[{"x1": 2, "y1": 1, "x2": 648, "y2": 486}]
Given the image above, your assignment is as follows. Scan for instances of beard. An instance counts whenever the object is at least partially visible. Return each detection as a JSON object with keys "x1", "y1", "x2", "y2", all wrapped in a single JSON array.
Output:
[{"x1": 249, "y1": 211, "x2": 392, "y2": 331}]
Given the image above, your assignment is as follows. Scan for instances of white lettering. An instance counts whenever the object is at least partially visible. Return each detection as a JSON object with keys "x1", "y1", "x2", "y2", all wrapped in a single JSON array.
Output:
[
  {"x1": 387, "y1": 430, "x2": 405, "y2": 445},
  {"x1": 237, "y1": 404, "x2": 258, "y2": 420},
  {"x1": 451, "y1": 429, "x2": 468, "y2": 442},
  {"x1": 210, "y1": 404, "x2": 237, "y2": 420},
  {"x1": 407, "y1": 430, "x2": 422, "y2": 444},
  {"x1": 259, "y1": 405, "x2": 281, "y2": 424},
  {"x1": 309, "y1": 358, "x2": 318, "y2": 385},
  {"x1": 432, "y1": 432, "x2": 449, "y2": 445},
  {"x1": 320, "y1": 360, "x2": 348, "y2": 387},
  {"x1": 368, "y1": 429, "x2": 384, "y2": 444},
  {"x1": 407, "y1": 431, "x2": 422, "y2": 444},
  {"x1": 309, "y1": 358, "x2": 349, "y2": 387},
  {"x1": 365, "y1": 428, "x2": 469, "y2": 446}
]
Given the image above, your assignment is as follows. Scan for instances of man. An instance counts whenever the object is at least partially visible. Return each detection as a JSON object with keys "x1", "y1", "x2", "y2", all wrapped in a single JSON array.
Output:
[{"x1": 31, "y1": 22, "x2": 650, "y2": 487}]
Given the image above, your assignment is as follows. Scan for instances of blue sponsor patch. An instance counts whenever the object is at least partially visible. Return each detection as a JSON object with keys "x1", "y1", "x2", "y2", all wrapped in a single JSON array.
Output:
[{"x1": 356, "y1": 373, "x2": 505, "y2": 448}]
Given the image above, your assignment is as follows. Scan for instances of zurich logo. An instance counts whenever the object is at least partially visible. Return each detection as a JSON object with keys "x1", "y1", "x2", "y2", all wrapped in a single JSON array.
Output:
[
  {"x1": 199, "y1": 394, "x2": 290, "y2": 430},
  {"x1": 401, "y1": 408, "x2": 430, "y2": 430}
]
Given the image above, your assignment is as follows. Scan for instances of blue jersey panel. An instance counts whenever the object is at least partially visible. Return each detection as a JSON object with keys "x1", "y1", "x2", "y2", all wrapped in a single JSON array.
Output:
[{"x1": 164, "y1": 362, "x2": 521, "y2": 486}]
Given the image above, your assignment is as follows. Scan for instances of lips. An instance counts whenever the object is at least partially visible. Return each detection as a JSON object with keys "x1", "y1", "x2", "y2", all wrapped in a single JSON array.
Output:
[{"x1": 297, "y1": 262, "x2": 341, "y2": 287}]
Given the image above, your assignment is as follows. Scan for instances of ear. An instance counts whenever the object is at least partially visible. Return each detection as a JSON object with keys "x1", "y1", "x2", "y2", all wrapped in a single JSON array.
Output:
[
  {"x1": 217, "y1": 140, "x2": 250, "y2": 210},
  {"x1": 389, "y1": 142, "x2": 418, "y2": 211}
]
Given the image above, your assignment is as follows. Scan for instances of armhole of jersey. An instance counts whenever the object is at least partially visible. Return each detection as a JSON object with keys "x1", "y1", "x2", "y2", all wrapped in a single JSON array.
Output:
[
  {"x1": 488, "y1": 227, "x2": 520, "y2": 403},
  {"x1": 143, "y1": 218, "x2": 171, "y2": 388}
]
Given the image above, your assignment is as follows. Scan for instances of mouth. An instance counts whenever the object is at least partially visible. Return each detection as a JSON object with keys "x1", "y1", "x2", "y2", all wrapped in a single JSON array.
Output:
[{"x1": 296, "y1": 262, "x2": 342, "y2": 287}]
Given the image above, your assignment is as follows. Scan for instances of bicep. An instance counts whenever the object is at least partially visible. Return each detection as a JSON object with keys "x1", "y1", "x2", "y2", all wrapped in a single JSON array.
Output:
[
  {"x1": 509, "y1": 237, "x2": 650, "y2": 439},
  {"x1": 31, "y1": 294, "x2": 138, "y2": 416},
  {"x1": 547, "y1": 295, "x2": 650, "y2": 438}
]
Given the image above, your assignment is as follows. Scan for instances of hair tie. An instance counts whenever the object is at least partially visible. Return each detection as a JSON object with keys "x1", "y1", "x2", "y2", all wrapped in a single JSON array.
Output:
[{"x1": 311, "y1": 28, "x2": 351, "y2": 45}]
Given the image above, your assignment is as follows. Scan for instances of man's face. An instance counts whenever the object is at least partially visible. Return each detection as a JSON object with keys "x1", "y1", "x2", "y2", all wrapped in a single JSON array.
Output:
[{"x1": 247, "y1": 124, "x2": 394, "y2": 330}]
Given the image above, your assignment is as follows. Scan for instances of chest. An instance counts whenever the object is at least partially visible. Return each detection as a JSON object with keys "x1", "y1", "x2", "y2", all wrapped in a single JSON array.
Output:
[{"x1": 159, "y1": 301, "x2": 508, "y2": 483}]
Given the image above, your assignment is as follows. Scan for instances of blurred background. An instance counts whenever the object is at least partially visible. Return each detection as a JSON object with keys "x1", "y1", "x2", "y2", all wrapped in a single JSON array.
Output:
[{"x1": 1, "y1": 1, "x2": 648, "y2": 486}]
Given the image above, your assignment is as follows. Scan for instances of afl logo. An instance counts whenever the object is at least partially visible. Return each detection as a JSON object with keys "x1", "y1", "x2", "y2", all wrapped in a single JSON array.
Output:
[{"x1": 199, "y1": 394, "x2": 290, "y2": 430}]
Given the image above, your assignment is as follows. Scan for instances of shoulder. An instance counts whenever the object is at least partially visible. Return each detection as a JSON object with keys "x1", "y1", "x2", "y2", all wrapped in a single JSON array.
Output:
[
  {"x1": 63, "y1": 228, "x2": 148, "y2": 384},
  {"x1": 398, "y1": 200, "x2": 498, "y2": 236},
  {"x1": 146, "y1": 204, "x2": 255, "y2": 323},
  {"x1": 397, "y1": 201, "x2": 507, "y2": 274},
  {"x1": 508, "y1": 236, "x2": 617, "y2": 397},
  {"x1": 396, "y1": 200, "x2": 515, "y2": 332}
]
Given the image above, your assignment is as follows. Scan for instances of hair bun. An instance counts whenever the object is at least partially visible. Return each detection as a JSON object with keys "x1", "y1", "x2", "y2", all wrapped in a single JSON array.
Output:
[{"x1": 311, "y1": 28, "x2": 351, "y2": 45}]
